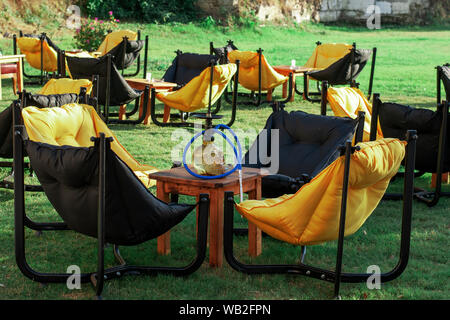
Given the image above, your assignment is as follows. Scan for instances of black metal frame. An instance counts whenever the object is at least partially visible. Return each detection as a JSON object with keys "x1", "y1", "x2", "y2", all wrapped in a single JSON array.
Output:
[
  {"x1": 13, "y1": 32, "x2": 58, "y2": 85},
  {"x1": 60, "y1": 52, "x2": 150, "y2": 125},
  {"x1": 150, "y1": 60, "x2": 240, "y2": 128},
  {"x1": 296, "y1": 42, "x2": 377, "y2": 103},
  {"x1": 224, "y1": 131, "x2": 417, "y2": 298},
  {"x1": 222, "y1": 48, "x2": 294, "y2": 107},
  {"x1": 370, "y1": 94, "x2": 450, "y2": 206},
  {"x1": 437, "y1": 63, "x2": 449, "y2": 104},
  {"x1": 13, "y1": 123, "x2": 210, "y2": 298}
]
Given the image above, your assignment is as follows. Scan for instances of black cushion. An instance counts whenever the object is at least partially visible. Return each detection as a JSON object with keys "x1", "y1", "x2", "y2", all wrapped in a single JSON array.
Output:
[
  {"x1": 162, "y1": 53, "x2": 217, "y2": 87},
  {"x1": 107, "y1": 39, "x2": 144, "y2": 70},
  {"x1": 212, "y1": 42, "x2": 238, "y2": 64},
  {"x1": 308, "y1": 49, "x2": 372, "y2": 85},
  {"x1": 243, "y1": 108, "x2": 357, "y2": 197},
  {"x1": 25, "y1": 139, "x2": 194, "y2": 246},
  {"x1": 66, "y1": 55, "x2": 141, "y2": 106},
  {"x1": 378, "y1": 102, "x2": 449, "y2": 173}
]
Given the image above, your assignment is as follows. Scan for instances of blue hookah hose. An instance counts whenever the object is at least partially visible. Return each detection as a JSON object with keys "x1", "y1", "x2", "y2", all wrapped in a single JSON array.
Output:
[{"x1": 182, "y1": 124, "x2": 243, "y2": 202}]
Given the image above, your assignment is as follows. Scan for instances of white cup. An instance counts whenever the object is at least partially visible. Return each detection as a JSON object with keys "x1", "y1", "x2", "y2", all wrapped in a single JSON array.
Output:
[
  {"x1": 146, "y1": 72, "x2": 152, "y2": 82},
  {"x1": 290, "y1": 59, "x2": 296, "y2": 69}
]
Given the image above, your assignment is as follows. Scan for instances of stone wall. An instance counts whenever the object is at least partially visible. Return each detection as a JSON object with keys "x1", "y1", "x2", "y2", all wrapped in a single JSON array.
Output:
[{"x1": 196, "y1": 0, "x2": 446, "y2": 24}]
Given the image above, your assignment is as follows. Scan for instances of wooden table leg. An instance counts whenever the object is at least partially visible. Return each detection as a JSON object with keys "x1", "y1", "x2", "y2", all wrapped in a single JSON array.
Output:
[
  {"x1": 290, "y1": 74, "x2": 295, "y2": 102},
  {"x1": 266, "y1": 89, "x2": 272, "y2": 101},
  {"x1": 247, "y1": 179, "x2": 262, "y2": 257},
  {"x1": 209, "y1": 189, "x2": 224, "y2": 267},
  {"x1": 143, "y1": 92, "x2": 152, "y2": 125},
  {"x1": 431, "y1": 172, "x2": 449, "y2": 188},
  {"x1": 118, "y1": 105, "x2": 126, "y2": 120},
  {"x1": 282, "y1": 82, "x2": 287, "y2": 98},
  {"x1": 156, "y1": 181, "x2": 171, "y2": 255},
  {"x1": 17, "y1": 59, "x2": 23, "y2": 93},
  {"x1": 163, "y1": 104, "x2": 171, "y2": 123}
]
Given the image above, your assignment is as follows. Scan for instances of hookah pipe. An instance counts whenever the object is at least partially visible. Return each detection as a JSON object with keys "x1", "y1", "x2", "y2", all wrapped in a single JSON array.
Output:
[{"x1": 182, "y1": 60, "x2": 244, "y2": 202}]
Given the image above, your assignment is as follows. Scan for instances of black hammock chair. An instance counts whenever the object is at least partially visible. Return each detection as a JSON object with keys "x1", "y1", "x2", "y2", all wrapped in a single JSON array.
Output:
[
  {"x1": 0, "y1": 88, "x2": 95, "y2": 192},
  {"x1": 13, "y1": 105, "x2": 210, "y2": 298},
  {"x1": 242, "y1": 102, "x2": 365, "y2": 198},
  {"x1": 370, "y1": 93, "x2": 450, "y2": 206},
  {"x1": 63, "y1": 53, "x2": 149, "y2": 125},
  {"x1": 297, "y1": 42, "x2": 376, "y2": 103},
  {"x1": 104, "y1": 30, "x2": 149, "y2": 77}
]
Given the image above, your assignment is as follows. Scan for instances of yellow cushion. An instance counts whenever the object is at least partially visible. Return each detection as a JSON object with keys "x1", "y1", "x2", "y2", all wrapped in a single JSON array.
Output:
[
  {"x1": 17, "y1": 37, "x2": 58, "y2": 72},
  {"x1": 38, "y1": 78, "x2": 93, "y2": 95},
  {"x1": 327, "y1": 87, "x2": 383, "y2": 141},
  {"x1": 236, "y1": 138, "x2": 405, "y2": 246},
  {"x1": 22, "y1": 104, "x2": 157, "y2": 188},
  {"x1": 97, "y1": 30, "x2": 138, "y2": 56},
  {"x1": 157, "y1": 63, "x2": 237, "y2": 112},
  {"x1": 228, "y1": 50, "x2": 287, "y2": 91},
  {"x1": 304, "y1": 43, "x2": 353, "y2": 69}
]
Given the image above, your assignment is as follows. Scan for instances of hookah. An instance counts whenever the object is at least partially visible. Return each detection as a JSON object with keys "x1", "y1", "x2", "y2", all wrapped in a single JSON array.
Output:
[{"x1": 182, "y1": 60, "x2": 244, "y2": 202}]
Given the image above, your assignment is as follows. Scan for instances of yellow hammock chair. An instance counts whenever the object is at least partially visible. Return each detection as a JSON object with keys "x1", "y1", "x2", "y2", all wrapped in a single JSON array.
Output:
[
  {"x1": 224, "y1": 132, "x2": 417, "y2": 298},
  {"x1": 22, "y1": 103, "x2": 157, "y2": 188},
  {"x1": 151, "y1": 63, "x2": 237, "y2": 127},
  {"x1": 228, "y1": 50, "x2": 287, "y2": 92},
  {"x1": 17, "y1": 36, "x2": 58, "y2": 72},
  {"x1": 325, "y1": 86, "x2": 383, "y2": 141}
]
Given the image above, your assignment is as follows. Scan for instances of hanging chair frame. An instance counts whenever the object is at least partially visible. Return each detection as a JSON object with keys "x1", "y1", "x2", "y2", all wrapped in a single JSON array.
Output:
[
  {"x1": 370, "y1": 94, "x2": 450, "y2": 206},
  {"x1": 296, "y1": 42, "x2": 377, "y2": 103},
  {"x1": 224, "y1": 130, "x2": 417, "y2": 299},
  {"x1": 13, "y1": 122, "x2": 210, "y2": 298}
]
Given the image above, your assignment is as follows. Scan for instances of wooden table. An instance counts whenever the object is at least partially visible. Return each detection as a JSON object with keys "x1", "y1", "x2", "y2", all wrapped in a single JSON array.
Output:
[
  {"x1": 124, "y1": 78, "x2": 177, "y2": 125},
  {"x1": 0, "y1": 55, "x2": 24, "y2": 100},
  {"x1": 272, "y1": 65, "x2": 314, "y2": 102},
  {"x1": 149, "y1": 166, "x2": 262, "y2": 268}
]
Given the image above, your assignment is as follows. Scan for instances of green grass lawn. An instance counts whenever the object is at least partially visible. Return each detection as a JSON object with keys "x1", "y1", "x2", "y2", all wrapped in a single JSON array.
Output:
[{"x1": 0, "y1": 22, "x2": 449, "y2": 300}]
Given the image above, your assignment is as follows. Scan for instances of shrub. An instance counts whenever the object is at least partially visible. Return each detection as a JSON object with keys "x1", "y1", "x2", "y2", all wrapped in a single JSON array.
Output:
[
  {"x1": 74, "y1": 11, "x2": 120, "y2": 51},
  {"x1": 76, "y1": 0, "x2": 199, "y2": 23}
]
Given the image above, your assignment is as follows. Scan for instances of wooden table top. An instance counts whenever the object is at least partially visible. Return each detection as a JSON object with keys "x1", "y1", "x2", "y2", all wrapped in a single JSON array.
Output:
[
  {"x1": 126, "y1": 78, "x2": 177, "y2": 88},
  {"x1": 273, "y1": 65, "x2": 316, "y2": 74},
  {"x1": 0, "y1": 55, "x2": 25, "y2": 63},
  {"x1": 149, "y1": 166, "x2": 262, "y2": 188}
]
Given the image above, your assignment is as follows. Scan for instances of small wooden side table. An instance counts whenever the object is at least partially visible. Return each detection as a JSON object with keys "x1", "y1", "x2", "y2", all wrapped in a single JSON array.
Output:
[
  {"x1": 0, "y1": 55, "x2": 24, "y2": 100},
  {"x1": 272, "y1": 65, "x2": 313, "y2": 102},
  {"x1": 149, "y1": 166, "x2": 262, "y2": 268},
  {"x1": 124, "y1": 78, "x2": 177, "y2": 125}
]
